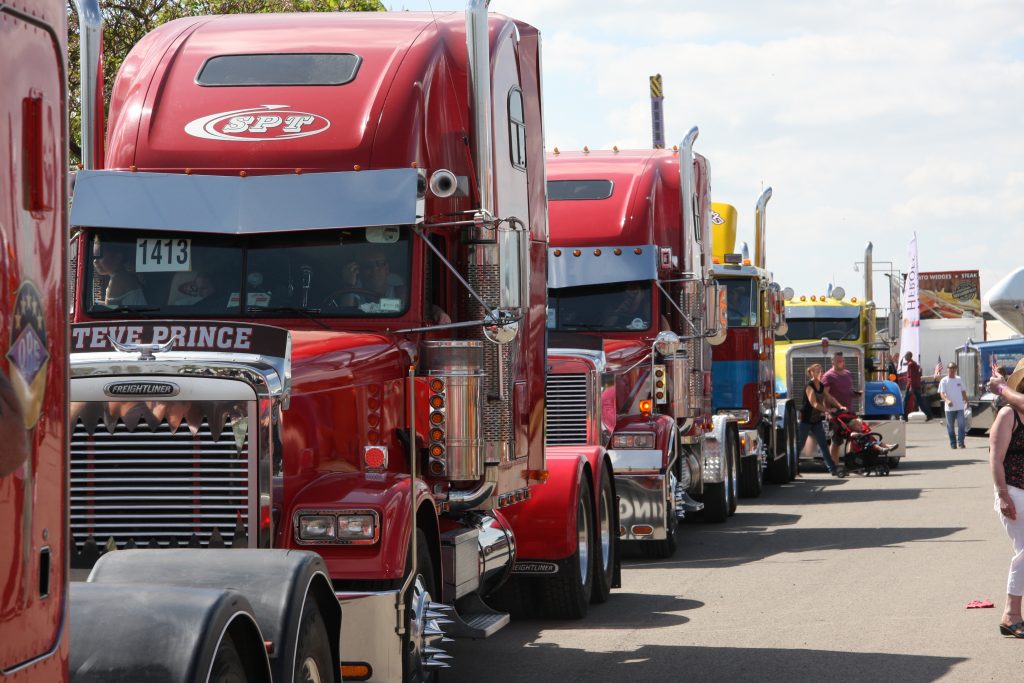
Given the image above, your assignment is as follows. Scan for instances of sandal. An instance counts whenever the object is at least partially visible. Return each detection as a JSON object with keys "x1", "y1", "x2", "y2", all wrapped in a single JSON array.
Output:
[{"x1": 999, "y1": 621, "x2": 1024, "y2": 638}]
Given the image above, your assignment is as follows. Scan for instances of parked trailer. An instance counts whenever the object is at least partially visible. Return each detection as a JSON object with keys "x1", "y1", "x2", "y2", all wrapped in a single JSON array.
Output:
[
  {"x1": 66, "y1": 2, "x2": 610, "y2": 680},
  {"x1": 545, "y1": 142, "x2": 733, "y2": 541},
  {"x1": 3, "y1": 2, "x2": 340, "y2": 682},
  {"x1": 709, "y1": 193, "x2": 799, "y2": 491}
]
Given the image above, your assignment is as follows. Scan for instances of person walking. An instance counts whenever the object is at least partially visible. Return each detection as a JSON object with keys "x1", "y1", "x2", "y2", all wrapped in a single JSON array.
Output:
[
  {"x1": 822, "y1": 351, "x2": 861, "y2": 470},
  {"x1": 984, "y1": 359, "x2": 1024, "y2": 637},
  {"x1": 902, "y1": 351, "x2": 933, "y2": 421},
  {"x1": 939, "y1": 361, "x2": 969, "y2": 449},
  {"x1": 799, "y1": 364, "x2": 846, "y2": 477}
]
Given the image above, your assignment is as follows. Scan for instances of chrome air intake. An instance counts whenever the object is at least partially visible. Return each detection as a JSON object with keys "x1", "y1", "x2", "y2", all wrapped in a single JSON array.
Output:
[
  {"x1": 68, "y1": 397, "x2": 256, "y2": 568},
  {"x1": 678, "y1": 282, "x2": 705, "y2": 418},
  {"x1": 420, "y1": 341, "x2": 485, "y2": 481},
  {"x1": 545, "y1": 373, "x2": 590, "y2": 445},
  {"x1": 664, "y1": 352, "x2": 691, "y2": 417},
  {"x1": 72, "y1": 0, "x2": 103, "y2": 170}
]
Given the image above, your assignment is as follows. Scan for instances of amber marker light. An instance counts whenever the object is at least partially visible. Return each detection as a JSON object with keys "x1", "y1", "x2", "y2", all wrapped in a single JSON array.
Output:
[
  {"x1": 639, "y1": 399, "x2": 653, "y2": 416},
  {"x1": 594, "y1": 249, "x2": 602, "y2": 256},
  {"x1": 429, "y1": 395, "x2": 444, "y2": 410},
  {"x1": 429, "y1": 444, "x2": 444, "y2": 458},
  {"x1": 341, "y1": 663, "x2": 372, "y2": 681},
  {"x1": 572, "y1": 249, "x2": 581, "y2": 257},
  {"x1": 553, "y1": 249, "x2": 562, "y2": 257},
  {"x1": 429, "y1": 461, "x2": 445, "y2": 475},
  {"x1": 430, "y1": 428, "x2": 444, "y2": 441},
  {"x1": 429, "y1": 378, "x2": 444, "y2": 393},
  {"x1": 614, "y1": 248, "x2": 622, "y2": 256},
  {"x1": 634, "y1": 247, "x2": 643, "y2": 255}
]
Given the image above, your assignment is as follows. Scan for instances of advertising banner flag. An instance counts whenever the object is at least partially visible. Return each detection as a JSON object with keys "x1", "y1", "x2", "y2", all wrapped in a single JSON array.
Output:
[
  {"x1": 898, "y1": 233, "x2": 920, "y2": 368},
  {"x1": 918, "y1": 270, "x2": 981, "y2": 319}
]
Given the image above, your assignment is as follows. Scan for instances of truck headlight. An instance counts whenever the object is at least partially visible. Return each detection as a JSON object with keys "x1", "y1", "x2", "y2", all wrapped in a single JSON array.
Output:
[
  {"x1": 297, "y1": 515, "x2": 337, "y2": 541},
  {"x1": 873, "y1": 393, "x2": 896, "y2": 407},
  {"x1": 611, "y1": 432, "x2": 656, "y2": 449},
  {"x1": 337, "y1": 512, "x2": 378, "y2": 543}
]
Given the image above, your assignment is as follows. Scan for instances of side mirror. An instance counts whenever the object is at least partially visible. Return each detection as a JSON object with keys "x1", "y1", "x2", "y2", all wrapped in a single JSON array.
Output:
[
  {"x1": 653, "y1": 330, "x2": 682, "y2": 356},
  {"x1": 705, "y1": 282, "x2": 727, "y2": 346}
]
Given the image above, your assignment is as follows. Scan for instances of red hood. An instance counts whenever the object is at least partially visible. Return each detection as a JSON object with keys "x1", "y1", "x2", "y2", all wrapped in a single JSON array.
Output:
[
  {"x1": 290, "y1": 329, "x2": 410, "y2": 391},
  {"x1": 603, "y1": 338, "x2": 650, "y2": 374}
]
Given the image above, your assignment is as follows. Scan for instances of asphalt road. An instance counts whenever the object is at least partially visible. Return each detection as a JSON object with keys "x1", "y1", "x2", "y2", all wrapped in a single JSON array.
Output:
[{"x1": 445, "y1": 423, "x2": 1020, "y2": 682}]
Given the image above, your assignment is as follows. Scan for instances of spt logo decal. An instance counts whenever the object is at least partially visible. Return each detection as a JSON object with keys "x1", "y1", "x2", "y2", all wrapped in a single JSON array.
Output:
[{"x1": 185, "y1": 104, "x2": 330, "y2": 142}]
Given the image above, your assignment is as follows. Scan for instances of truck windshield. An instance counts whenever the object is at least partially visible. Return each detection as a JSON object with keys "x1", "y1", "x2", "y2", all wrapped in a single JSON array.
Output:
[
  {"x1": 548, "y1": 281, "x2": 652, "y2": 332},
  {"x1": 83, "y1": 226, "x2": 412, "y2": 318},
  {"x1": 721, "y1": 278, "x2": 758, "y2": 327},
  {"x1": 784, "y1": 317, "x2": 861, "y2": 341}
]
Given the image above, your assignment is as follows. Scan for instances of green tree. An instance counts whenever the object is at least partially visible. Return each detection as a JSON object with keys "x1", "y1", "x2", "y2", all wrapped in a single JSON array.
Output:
[{"x1": 67, "y1": 0, "x2": 385, "y2": 164}]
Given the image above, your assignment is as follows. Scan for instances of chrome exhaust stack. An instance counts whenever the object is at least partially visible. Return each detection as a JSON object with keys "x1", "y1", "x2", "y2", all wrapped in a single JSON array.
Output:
[
  {"x1": 464, "y1": 0, "x2": 521, "y2": 465},
  {"x1": 73, "y1": 0, "x2": 103, "y2": 169},
  {"x1": 754, "y1": 187, "x2": 772, "y2": 270}
]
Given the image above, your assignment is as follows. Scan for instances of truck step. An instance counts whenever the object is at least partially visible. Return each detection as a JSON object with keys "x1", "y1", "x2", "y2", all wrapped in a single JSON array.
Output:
[{"x1": 446, "y1": 593, "x2": 510, "y2": 639}]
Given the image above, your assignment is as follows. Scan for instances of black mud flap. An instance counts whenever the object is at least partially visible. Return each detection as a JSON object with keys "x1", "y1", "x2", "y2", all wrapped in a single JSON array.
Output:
[{"x1": 86, "y1": 549, "x2": 341, "y2": 683}]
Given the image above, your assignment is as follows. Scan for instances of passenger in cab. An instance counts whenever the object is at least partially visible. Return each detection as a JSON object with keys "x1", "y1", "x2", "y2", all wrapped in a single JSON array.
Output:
[{"x1": 93, "y1": 239, "x2": 147, "y2": 307}]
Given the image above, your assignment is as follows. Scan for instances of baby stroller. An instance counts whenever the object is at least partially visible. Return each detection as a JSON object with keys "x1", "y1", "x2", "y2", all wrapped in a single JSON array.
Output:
[{"x1": 829, "y1": 410, "x2": 896, "y2": 476}]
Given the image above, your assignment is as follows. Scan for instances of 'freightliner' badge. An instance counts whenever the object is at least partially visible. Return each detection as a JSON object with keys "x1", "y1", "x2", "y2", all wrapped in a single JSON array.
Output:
[
  {"x1": 185, "y1": 105, "x2": 330, "y2": 142},
  {"x1": 104, "y1": 381, "x2": 180, "y2": 397}
]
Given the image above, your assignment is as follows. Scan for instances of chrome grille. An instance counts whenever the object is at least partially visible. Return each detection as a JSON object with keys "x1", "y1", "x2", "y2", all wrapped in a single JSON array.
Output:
[
  {"x1": 545, "y1": 373, "x2": 589, "y2": 445},
  {"x1": 69, "y1": 400, "x2": 254, "y2": 567},
  {"x1": 789, "y1": 353, "x2": 863, "y2": 413}
]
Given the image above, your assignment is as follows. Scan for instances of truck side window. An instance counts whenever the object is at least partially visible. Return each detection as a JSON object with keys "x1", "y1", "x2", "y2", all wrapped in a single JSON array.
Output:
[{"x1": 508, "y1": 87, "x2": 526, "y2": 170}]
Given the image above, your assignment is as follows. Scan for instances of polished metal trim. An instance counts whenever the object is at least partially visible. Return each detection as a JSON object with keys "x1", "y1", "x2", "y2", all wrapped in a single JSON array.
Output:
[
  {"x1": 607, "y1": 448, "x2": 662, "y2": 473},
  {"x1": 615, "y1": 473, "x2": 668, "y2": 541},
  {"x1": 547, "y1": 245, "x2": 658, "y2": 289},
  {"x1": 71, "y1": 169, "x2": 419, "y2": 234}
]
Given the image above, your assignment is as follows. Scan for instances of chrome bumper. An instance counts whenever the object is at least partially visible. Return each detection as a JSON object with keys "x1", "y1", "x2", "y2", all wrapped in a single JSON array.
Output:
[
  {"x1": 608, "y1": 449, "x2": 669, "y2": 541},
  {"x1": 336, "y1": 590, "x2": 402, "y2": 683}
]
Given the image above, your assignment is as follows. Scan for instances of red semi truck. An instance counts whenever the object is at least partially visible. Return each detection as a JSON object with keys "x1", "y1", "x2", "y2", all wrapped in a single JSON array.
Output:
[
  {"x1": 66, "y1": 2, "x2": 614, "y2": 681},
  {"x1": 708, "y1": 195, "x2": 798, "y2": 495},
  {"x1": 545, "y1": 138, "x2": 738, "y2": 551},
  {"x1": 6, "y1": 2, "x2": 346, "y2": 683}
]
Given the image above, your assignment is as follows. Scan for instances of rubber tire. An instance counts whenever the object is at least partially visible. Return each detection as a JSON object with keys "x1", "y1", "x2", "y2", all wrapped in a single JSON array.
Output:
[
  {"x1": 209, "y1": 634, "x2": 249, "y2": 683},
  {"x1": 767, "y1": 421, "x2": 793, "y2": 484},
  {"x1": 403, "y1": 530, "x2": 438, "y2": 683},
  {"x1": 786, "y1": 409, "x2": 799, "y2": 481},
  {"x1": 294, "y1": 593, "x2": 332, "y2": 683},
  {"x1": 540, "y1": 480, "x2": 594, "y2": 619},
  {"x1": 591, "y1": 468, "x2": 618, "y2": 601},
  {"x1": 738, "y1": 446, "x2": 763, "y2": 498},
  {"x1": 726, "y1": 424, "x2": 739, "y2": 517},
  {"x1": 702, "y1": 438, "x2": 731, "y2": 524}
]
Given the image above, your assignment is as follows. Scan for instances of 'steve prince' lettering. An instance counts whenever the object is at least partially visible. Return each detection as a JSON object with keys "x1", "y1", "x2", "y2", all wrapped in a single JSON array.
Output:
[{"x1": 71, "y1": 321, "x2": 289, "y2": 358}]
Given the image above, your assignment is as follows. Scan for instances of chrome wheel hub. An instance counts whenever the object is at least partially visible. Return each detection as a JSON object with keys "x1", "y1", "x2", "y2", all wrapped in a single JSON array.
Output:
[
  {"x1": 599, "y1": 487, "x2": 611, "y2": 572},
  {"x1": 407, "y1": 576, "x2": 453, "y2": 680},
  {"x1": 577, "y1": 496, "x2": 590, "y2": 582}
]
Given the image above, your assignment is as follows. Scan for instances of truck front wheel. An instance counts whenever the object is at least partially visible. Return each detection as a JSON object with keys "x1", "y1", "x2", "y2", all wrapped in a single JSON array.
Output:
[
  {"x1": 591, "y1": 468, "x2": 617, "y2": 601},
  {"x1": 404, "y1": 530, "x2": 444, "y2": 682},
  {"x1": 540, "y1": 481, "x2": 594, "y2": 619},
  {"x1": 294, "y1": 593, "x2": 332, "y2": 683}
]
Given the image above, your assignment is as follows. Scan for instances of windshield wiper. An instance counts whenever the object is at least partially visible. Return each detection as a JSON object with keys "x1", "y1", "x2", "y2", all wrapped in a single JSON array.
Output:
[{"x1": 247, "y1": 306, "x2": 329, "y2": 330}]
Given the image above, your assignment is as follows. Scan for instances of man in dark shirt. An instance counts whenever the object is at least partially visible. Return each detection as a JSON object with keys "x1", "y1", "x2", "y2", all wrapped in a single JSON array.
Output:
[
  {"x1": 823, "y1": 351, "x2": 862, "y2": 466},
  {"x1": 902, "y1": 351, "x2": 933, "y2": 421}
]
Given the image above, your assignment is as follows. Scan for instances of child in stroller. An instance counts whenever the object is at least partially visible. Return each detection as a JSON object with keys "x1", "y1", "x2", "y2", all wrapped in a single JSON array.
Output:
[{"x1": 829, "y1": 410, "x2": 898, "y2": 476}]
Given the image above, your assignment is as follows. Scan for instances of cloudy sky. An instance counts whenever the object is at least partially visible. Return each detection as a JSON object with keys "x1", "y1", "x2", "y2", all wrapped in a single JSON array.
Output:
[{"x1": 393, "y1": 0, "x2": 1024, "y2": 306}]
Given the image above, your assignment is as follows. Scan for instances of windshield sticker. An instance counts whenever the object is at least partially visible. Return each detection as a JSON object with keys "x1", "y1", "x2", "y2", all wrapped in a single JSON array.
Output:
[
  {"x1": 628, "y1": 317, "x2": 647, "y2": 330},
  {"x1": 365, "y1": 226, "x2": 400, "y2": 244},
  {"x1": 227, "y1": 292, "x2": 272, "y2": 308},
  {"x1": 184, "y1": 105, "x2": 331, "y2": 142},
  {"x1": 136, "y1": 237, "x2": 191, "y2": 273},
  {"x1": 378, "y1": 298, "x2": 402, "y2": 312}
]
